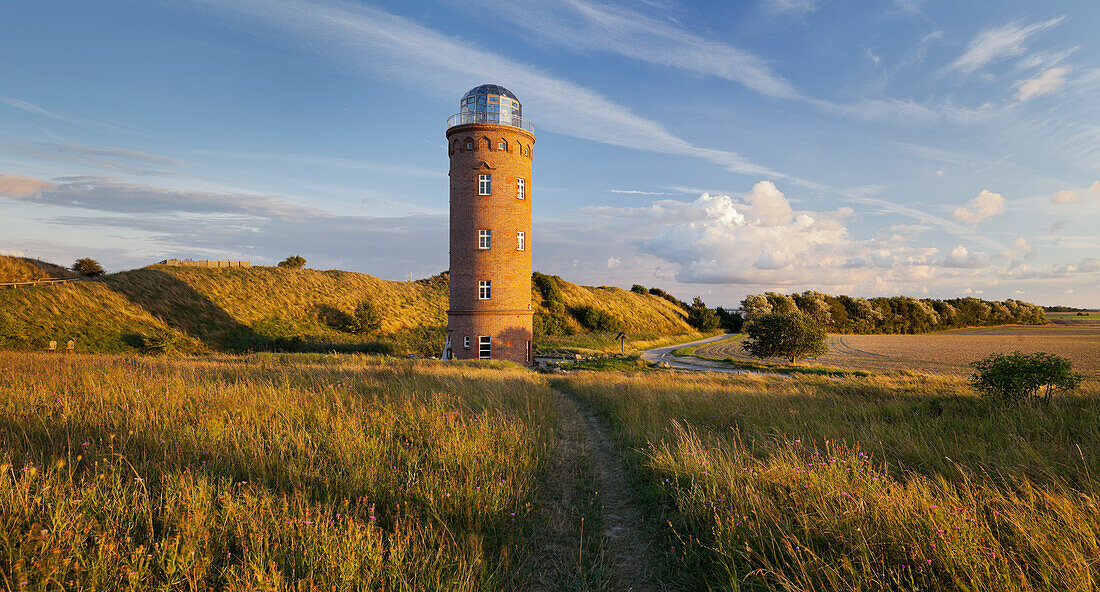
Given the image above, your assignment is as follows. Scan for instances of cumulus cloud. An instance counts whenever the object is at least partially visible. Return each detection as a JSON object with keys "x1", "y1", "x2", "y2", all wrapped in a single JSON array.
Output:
[
  {"x1": 943, "y1": 245, "x2": 990, "y2": 268},
  {"x1": 591, "y1": 183, "x2": 937, "y2": 287},
  {"x1": 745, "y1": 181, "x2": 793, "y2": 227},
  {"x1": 947, "y1": 17, "x2": 1064, "y2": 74},
  {"x1": 1015, "y1": 67, "x2": 1069, "y2": 101},
  {"x1": 999, "y1": 237, "x2": 1032, "y2": 258},
  {"x1": 606, "y1": 256, "x2": 621, "y2": 268},
  {"x1": 1092, "y1": 181, "x2": 1100, "y2": 198},
  {"x1": 0, "y1": 173, "x2": 55, "y2": 198},
  {"x1": 1051, "y1": 189, "x2": 1080, "y2": 204},
  {"x1": 952, "y1": 189, "x2": 1005, "y2": 223}
]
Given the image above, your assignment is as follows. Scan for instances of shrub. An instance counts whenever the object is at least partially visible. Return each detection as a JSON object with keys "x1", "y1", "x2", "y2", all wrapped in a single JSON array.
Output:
[
  {"x1": 349, "y1": 300, "x2": 382, "y2": 335},
  {"x1": 630, "y1": 284, "x2": 648, "y2": 295},
  {"x1": 277, "y1": 255, "x2": 307, "y2": 269},
  {"x1": 140, "y1": 329, "x2": 183, "y2": 355},
  {"x1": 532, "y1": 272, "x2": 563, "y2": 304},
  {"x1": 571, "y1": 306, "x2": 624, "y2": 332},
  {"x1": 686, "y1": 297, "x2": 719, "y2": 331},
  {"x1": 534, "y1": 311, "x2": 575, "y2": 338},
  {"x1": 970, "y1": 351, "x2": 1083, "y2": 402},
  {"x1": 742, "y1": 311, "x2": 827, "y2": 363},
  {"x1": 71, "y1": 258, "x2": 105, "y2": 277}
]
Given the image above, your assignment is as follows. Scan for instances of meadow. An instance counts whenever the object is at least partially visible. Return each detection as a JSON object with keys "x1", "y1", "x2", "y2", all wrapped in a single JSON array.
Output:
[
  {"x1": 0, "y1": 353, "x2": 581, "y2": 591},
  {"x1": 4, "y1": 342, "x2": 1099, "y2": 591},
  {"x1": 553, "y1": 371, "x2": 1100, "y2": 591},
  {"x1": 689, "y1": 323, "x2": 1100, "y2": 378}
]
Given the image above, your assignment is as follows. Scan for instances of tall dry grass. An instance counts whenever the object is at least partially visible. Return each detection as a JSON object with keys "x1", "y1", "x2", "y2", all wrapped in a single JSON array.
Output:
[
  {"x1": 0, "y1": 353, "x2": 558, "y2": 590},
  {"x1": 0, "y1": 256, "x2": 50, "y2": 283},
  {"x1": 555, "y1": 371, "x2": 1100, "y2": 591}
]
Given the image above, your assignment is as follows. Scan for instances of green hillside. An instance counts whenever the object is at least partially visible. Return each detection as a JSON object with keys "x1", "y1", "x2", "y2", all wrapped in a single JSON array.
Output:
[
  {"x1": 0, "y1": 264, "x2": 693, "y2": 356},
  {"x1": 0, "y1": 256, "x2": 79, "y2": 283}
]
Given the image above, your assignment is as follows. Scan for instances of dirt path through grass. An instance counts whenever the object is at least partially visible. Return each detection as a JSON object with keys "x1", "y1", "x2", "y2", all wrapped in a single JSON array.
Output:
[{"x1": 534, "y1": 389, "x2": 664, "y2": 592}]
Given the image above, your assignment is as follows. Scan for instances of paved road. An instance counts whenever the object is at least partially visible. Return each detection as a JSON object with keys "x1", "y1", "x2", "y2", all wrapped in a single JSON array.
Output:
[{"x1": 639, "y1": 333, "x2": 754, "y2": 374}]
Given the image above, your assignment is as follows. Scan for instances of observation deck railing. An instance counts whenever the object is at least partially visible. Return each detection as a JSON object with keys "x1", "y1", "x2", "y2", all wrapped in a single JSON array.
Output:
[{"x1": 447, "y1": 111, "x2": 534, "y2": 132}]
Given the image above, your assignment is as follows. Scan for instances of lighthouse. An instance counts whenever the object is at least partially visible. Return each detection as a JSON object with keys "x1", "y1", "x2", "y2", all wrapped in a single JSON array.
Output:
[{"x1": 443, "y1": 84, "x2": 534, "y2": 365}]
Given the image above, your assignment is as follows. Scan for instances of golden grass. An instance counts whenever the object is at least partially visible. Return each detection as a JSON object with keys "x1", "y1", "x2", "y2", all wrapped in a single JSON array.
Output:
[
  {"x1": 0, "y1": 256, "x2": 50, "y2": 283},
  {"x1": 0, "y1": 353, "x2": 558, "y2": 590},
  {"x1": 553, "y1": 371, "x2": 1100, "y2": 591},
  {"x1": 0, "y1": 265, "x2": 694, "y2": 355}
]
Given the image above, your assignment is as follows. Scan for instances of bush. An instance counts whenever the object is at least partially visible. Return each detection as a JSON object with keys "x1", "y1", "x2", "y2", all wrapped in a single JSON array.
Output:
[
  {"x1": 277, "y1": 255, "x2": 306, "y2": 269},
  {"x1": 532, "y1": 272, "x2": 563, "y2": 303},
  {"x1": 140, "y1": 329, "x2": 183, "y2": 355},
  {"x1": 534, "y1": 311, "x2": 575, "y2": 339},
  {"x1": 571, "y1": 306, "x2": 624, "y2": 332},
  {"x1": 71, "y1": 258, "x2": 105, "y2": 277},
  {"x1": 686, "y1": 296, "x2": 719, "y2": 331},
  {"x1": 349, "y1": 300, "x2": 382, "y2": 335},
  {"x1": 630, "y1": 284, "x2": 647, "y2": 295},
  {"x1": 970, "y1": 351, "x2": 1083, "y2": 402},
  {"x1": 742, "y1": 311, "x2": 827, "y2": 363}
]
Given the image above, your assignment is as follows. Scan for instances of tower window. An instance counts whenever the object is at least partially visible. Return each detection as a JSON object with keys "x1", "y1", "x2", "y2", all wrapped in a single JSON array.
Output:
[
  {"x1": 479, "y1": 229, "x2": 492, "y2": 249},
  {"x1": 498, "y1": 141, "x2": 506, "y2": 150},
  {"x1": 464, "y1": 336, "x2": 470, "y2": 349},
  {"x1": 479, "y1": 336, "x2": 491, "y2": 359},
  {"x1": 517, "y1": 178, "x2": 525, "y2": 199},
  {"x1": 478, "y1": 174, "x2": 491, "y2": 195},
  {"x1": 478, "y1": 280, "x2": 491, "y2": 300},
  {"x1": 516, "y1": 231, "x2": 525, "y2": 251},
  {"x1": 466, "y1": 140, "x2": 473, "y2": 150}
]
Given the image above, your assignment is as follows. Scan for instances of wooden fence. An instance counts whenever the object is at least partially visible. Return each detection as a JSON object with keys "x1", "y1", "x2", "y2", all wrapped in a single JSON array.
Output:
[{"x1": 0, "y1": 277, "x2": 83, "y2": 289}]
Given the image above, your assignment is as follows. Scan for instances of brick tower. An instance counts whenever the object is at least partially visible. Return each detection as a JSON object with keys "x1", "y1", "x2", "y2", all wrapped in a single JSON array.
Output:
[{"x1": 443, "y1": 84, "x2": 534, "y2": 365}]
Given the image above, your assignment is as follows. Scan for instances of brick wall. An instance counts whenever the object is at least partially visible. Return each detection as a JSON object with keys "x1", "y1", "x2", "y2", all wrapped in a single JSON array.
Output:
[{"x1": 446, "y1": 123, "x2": 534, "y2": 365}]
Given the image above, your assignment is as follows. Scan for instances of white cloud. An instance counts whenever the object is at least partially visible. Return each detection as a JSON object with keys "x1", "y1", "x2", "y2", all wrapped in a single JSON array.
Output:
[
  {"x1": 0, "y1": 173, "x2": 55, "y2": 198},
  {"x1": 1015, "y1": 67, "x2": 1069, "y2": 101},
  {"x1": 999, "y1": 237, "x2": 1031, "y2": 258},
  {"x1": 609, "y1": 189, "x2": 671, "y2": 195},
  {"x1": 606, "y1": 256, "x2": 621, "y2": 268},
  {"x1": 767, "y1": 0, "x2": 817, "y2": 15},
  {"x1": 947, "y1": 17, "x2": 1064, "y2": 74},
  {"x1": 944, "y1": 245, "x2": 990, "y2": 268},
  {"x1": 1051, "y1": 189, "x2": 1080, "y2": 204},
  {"x1": 745, "y1": 181, "x2": 793, "y2": 227},
  {"x1": 935, "y1": 168, "x2": 945, "y2": 176},
  {"x1": 952, "y1": 189, "x2": 1005, "y2": 223},
  {"x1": 1091, "y1": 181, "x2": 1100, "y2": 198}
]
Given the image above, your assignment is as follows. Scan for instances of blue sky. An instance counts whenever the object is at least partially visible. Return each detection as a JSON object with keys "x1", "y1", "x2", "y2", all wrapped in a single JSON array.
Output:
[{"x1": 1, "y1": 0, "x2": 1097, "y2": 307}]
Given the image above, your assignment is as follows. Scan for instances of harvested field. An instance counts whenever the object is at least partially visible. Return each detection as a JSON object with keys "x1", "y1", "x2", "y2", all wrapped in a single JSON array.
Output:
[{"x1": 693, "y1": 324, "x2": 1100, "y2": 378}]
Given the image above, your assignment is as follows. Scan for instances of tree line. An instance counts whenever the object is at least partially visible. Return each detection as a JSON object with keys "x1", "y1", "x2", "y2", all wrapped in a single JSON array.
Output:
[{"x1": 740, "y1": 291, "x2": 1046, "y2": 334}]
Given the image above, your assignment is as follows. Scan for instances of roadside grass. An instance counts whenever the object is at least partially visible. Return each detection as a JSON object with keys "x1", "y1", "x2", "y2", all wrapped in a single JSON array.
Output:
[
  {"x1": 540, "y1": 331, "x2": 715, "y2": 356},
  {"x1": 0, "y1": 353, "x2": 564, "y2": 591},
  {"x1": 553, "y1": 371, "x2": 1100, "y2": 591}
]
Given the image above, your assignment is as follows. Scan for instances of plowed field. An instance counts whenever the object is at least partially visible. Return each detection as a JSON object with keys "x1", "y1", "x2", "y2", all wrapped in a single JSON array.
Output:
[{"x1": 693, "y1": 322, "x2": 1100, "y2": 378}]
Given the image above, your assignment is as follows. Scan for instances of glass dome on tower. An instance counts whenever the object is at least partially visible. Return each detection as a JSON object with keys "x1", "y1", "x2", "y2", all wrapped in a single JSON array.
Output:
[{"x1": 447, "y1": 84, "x2": 533, "y2": 131}]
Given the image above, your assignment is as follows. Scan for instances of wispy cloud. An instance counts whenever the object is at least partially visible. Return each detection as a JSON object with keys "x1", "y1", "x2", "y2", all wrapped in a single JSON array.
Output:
[
  {"x1": 609, "y1": 189, "x2": 672, "y2": 195},
  {"x1": 1, "y1": 97, "x2": 147, "y2": 135},
  {"x1": 459, "y1": 0, "x2": 803, "y2": 100},
  {"x1": 1014, "y1": 66, "x2": 1069, "y2": 101},
  {"x1": 947, "y1": 17, "x2": 1064, "y2": 74},
  {"x1": 1, "y1": 97, "x2": 76, "y2": 124},
  {"x1": 185, "y1": 0, "x2": 799, "y2": 182},
  {"x1": 3, "y1": 139, "x2": 186, "y2": 176}
]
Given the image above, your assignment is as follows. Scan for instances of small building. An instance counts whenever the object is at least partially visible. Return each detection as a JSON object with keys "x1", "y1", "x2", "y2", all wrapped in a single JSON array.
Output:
[{"x1": 157, "y1": 259, "x2": 251, "y2": 268}]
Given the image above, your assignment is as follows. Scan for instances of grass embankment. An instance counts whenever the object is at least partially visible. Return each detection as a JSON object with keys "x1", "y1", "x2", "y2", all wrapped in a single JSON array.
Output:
[
  {"x1": 0, "y1": 353, "x2": 583, "y2": 590},
  {"x1": 0, "y1": 264, "x2": 694, "y2": 356},
  {"x1": 554, "y1": 371, "x2": 1100, "y2": 591},
  {"x1": 0, "y1": 256, "x2": 77, "y2": 283}
]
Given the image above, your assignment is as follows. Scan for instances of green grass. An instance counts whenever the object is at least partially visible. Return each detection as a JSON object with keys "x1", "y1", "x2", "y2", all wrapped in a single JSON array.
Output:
[
  {"x1": 553, "y1": 371, "x2": 1100, "y2": 591},
  {"x1": 0, "y1": 352, "x2": 567, "y2": 591}
]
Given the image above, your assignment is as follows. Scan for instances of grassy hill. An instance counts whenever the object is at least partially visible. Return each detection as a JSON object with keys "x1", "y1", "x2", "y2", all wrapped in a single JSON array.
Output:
[
  {"x1": 0, "y1": 256, "x2": 79, "y2": 283},
  {"x1": 0, "y1": 263, "x2": 694, "y2": 356}
]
